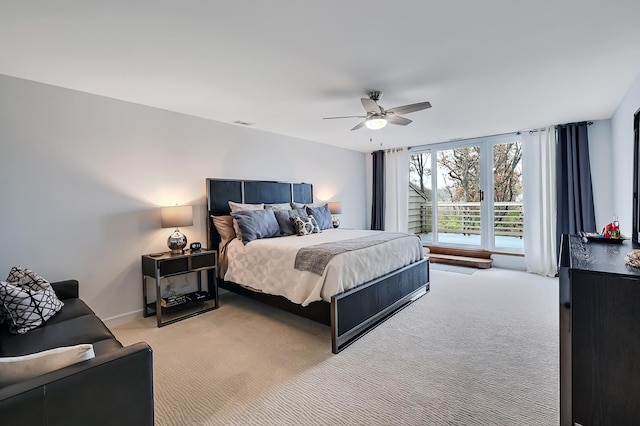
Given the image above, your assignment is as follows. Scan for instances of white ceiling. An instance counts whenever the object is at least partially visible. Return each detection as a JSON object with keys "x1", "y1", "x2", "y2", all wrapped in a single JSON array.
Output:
[{"x1": 2, "y1": 1, "x2": 640, "y2": 152}]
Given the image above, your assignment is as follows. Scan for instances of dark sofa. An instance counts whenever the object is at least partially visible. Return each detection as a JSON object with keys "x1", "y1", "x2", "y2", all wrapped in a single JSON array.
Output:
[{"x1": 0, "y1": 279, "x2": 154, "y2": 426}]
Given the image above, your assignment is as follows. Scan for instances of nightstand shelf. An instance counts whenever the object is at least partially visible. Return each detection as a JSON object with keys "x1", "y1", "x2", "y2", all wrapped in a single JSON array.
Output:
[{"x1": 141, "y1": 249, "x2": 218, "y2": 327}]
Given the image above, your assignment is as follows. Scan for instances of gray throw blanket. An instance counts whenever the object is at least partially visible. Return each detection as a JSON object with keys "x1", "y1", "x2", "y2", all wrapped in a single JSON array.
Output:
[{"x1": 294, "y1": 232, "x2": 411, "y2": 275}]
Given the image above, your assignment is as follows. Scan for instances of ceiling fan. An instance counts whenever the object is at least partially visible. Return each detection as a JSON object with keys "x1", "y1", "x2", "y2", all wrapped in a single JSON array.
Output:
[{"x1": 323, "y1": 91, "x2": 432, "y2": 131}]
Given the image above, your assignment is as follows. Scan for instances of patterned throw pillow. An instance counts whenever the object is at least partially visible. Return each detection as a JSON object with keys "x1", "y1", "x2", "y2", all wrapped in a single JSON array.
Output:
[
  {"x1": 290, "y1": 215, "x2": 321, "y2": 236},
  {"x1": 0, "y1": 266, "x2": 64, "y2": 334}
]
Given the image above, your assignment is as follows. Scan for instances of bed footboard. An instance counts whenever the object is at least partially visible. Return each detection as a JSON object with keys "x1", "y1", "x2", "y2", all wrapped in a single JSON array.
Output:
[
  {"x1": 215, "y1": 258, "x2": 429, "y2": 354},
  {"x1": 331, "y1": 258, "x2": 429, "y2": 353}
]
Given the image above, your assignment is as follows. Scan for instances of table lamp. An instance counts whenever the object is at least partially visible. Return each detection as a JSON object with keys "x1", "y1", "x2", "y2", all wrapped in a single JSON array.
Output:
[
  {"x1": 161, "y1": 205, "x2": 193, "y2": 254},
  {"x1": 327, "y1": 201, "x2": 342, "y2": 228}
]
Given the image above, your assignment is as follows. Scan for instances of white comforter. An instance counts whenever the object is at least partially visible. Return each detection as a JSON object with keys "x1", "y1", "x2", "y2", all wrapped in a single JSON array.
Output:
[{"x1": 224, "y1": 229, "x2": 423, "y2": 306}]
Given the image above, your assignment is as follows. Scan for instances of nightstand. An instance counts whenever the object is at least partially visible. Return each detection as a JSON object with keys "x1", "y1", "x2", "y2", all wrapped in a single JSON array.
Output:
[{"x1": 141, "y1": 249, "x2": 218, "y2": 327}]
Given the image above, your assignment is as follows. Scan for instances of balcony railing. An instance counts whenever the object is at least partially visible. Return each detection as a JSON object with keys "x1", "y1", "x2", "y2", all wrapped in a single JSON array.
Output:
[{"x1": 412, "y1": 201, "x2": 523, "y2": 238}]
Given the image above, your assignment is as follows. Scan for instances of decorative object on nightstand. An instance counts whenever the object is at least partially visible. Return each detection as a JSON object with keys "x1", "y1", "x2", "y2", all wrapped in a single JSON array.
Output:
[
  {"x1": 161, "y1": 205, "x2": 193, "y2": 254},
  {"x1": 327, "y1": 201, "x2": 342, "y2": 228}
]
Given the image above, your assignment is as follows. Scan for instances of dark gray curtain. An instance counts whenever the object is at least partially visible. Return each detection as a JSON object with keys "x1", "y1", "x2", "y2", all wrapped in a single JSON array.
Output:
[
  {"x1": 371, "y1": 150, "x2": 385, "y2": 230},
  {"x1": 556, "y1": 122, "x2": 596, "y2": 252}
]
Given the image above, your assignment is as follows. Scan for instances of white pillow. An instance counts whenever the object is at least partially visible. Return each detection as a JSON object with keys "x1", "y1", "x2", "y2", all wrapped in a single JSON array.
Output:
[
  {"x1": 228, "y1": 201, "x2": 264, "y2": 212},
  {"x1": 0, "y1": 344, "x2": 95, "y2": 387}
]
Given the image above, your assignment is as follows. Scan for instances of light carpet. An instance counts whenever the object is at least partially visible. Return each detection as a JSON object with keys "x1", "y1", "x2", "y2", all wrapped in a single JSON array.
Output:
[{"x1": 112, "y1": 268, "x2": 559, "y2": 425}]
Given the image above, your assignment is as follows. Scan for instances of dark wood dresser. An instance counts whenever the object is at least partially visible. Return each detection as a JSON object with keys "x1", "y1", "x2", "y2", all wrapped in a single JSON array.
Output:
[{"x1": 559, "y1": 234, "x2": 640, "y2": 426}]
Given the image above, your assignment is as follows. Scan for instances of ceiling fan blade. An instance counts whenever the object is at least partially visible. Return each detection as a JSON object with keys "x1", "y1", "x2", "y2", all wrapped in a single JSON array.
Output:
[
  {"x1": 351, "y1": 121, "x2": 367, "y2": 131},
  {"x1": 361, "y1": 98, "x2": 382, "y2": 114},
  {"x1": 387, "y1": 115, "x2": 412, "y2": 126},
  {"x1": 323, "y1": 115, "x2": 366, "y2": 120},
  {"x1": 386, "y1": 101, "x2": 432, "y2": 116}
]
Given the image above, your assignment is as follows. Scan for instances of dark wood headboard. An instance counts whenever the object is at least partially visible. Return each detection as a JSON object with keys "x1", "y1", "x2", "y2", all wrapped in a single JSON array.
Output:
[{"x1": 206, "y1": 178, "x2": 313, "y2": 249}]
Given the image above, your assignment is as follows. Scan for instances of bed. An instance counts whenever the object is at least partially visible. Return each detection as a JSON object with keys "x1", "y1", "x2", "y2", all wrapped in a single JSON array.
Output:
[{"x1": 206, "y1": 178, "x2": 429, "y2": 353}]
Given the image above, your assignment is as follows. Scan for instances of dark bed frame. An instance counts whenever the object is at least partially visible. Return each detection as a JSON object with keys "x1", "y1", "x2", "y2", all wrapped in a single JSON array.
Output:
[{"x1": 206, "y1": 178, "x2": 430, "y2": 353}]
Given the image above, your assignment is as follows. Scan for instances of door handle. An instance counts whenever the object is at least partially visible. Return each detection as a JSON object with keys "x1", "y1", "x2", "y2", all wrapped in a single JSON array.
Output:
[{"x1": 479, "y1": 190, "x2": 484, "y2": 202}]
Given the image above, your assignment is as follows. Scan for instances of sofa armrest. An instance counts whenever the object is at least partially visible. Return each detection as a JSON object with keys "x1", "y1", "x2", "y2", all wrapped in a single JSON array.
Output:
[
  {"x1": 0, "y1": 342, "x2": 154, "y2": 426},
  {"x1": 50, "y1": 280, "x2": 79, "y2": 299}
]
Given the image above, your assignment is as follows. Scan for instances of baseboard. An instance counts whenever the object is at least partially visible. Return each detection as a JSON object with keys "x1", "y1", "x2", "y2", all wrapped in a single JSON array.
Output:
[{"x1": 103, "y1": 309, "x2": 144, "y2": 328}]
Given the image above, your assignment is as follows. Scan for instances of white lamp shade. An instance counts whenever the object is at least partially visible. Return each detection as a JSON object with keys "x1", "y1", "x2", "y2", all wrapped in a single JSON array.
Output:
[
  {"x1": 161, "y1": 205, "x2": 193, "y2": 228},
  {"x1": 327, "y1": 201, "x2": 343, "y2": 215},
  {"x1": 365, "y1": 117, "x2": 387, "y2": 130}
]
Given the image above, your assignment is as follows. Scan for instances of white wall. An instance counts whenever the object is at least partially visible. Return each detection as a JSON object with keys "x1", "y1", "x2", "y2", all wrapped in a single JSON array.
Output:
[
  {"x1": 0, "y1": 74, "x2": 367, "y2": 322},
  {"x1": 611, "y1": 72, "x2": 640, "y2": 238}
]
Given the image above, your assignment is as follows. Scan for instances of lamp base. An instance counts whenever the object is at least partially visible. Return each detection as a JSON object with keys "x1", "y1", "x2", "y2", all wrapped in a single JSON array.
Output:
[{"x1": 167, "y1": 229, "x2": 187, "y2": 254}]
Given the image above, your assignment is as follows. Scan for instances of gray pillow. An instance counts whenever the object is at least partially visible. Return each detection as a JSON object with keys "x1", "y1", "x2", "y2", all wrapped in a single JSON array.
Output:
[
  {"x1": 306, "y1": 204, "x2": 333, "y2": 230},
  {"x1": 274, "y1": 208, "x2": 308, "y2": 236},
  {"x1": 265, "y1": 203, "x2": 292, "y2": 211},
  {"x1": 291, "y1": 202, "x2": 326, "y2": 209},
  {"x1": 230, "y1": 209, "x2": 280, "y2": 244}
]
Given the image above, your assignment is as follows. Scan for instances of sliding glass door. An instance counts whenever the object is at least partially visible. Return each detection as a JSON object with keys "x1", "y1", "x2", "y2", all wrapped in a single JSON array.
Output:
[
  {"x1": 434, "y1": 145, "x2": 483, "y2": 247},
  {"x1": 409, "y1": 135, "x2": 524, "y2": 253},
  {"x1": 491, "y1": 141, "x2": 523, "y2": 251}
]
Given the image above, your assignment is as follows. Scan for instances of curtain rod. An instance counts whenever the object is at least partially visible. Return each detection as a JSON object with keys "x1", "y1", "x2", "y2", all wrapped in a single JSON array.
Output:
[
  {"x1": 409, "y1": 121, "x2": 593, "y2": 151},
  {"x1": 555, "y1": 121, "x2": 593, "y2": 129},
  {"x1": 409, "y1": 129, "x2": 534, "y2": 151},
  {"x1": 523, "y1": 121, "x2": 593, "y2": 134}
]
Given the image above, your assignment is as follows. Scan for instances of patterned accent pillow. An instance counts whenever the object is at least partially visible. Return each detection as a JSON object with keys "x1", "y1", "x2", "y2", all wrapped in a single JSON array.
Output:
[
  {"x1": 0, "y1": 266, "x2": 64, "y2": 334},
  {"x1": 290, "y1": 215, "x2": 321, "y2": 236}
]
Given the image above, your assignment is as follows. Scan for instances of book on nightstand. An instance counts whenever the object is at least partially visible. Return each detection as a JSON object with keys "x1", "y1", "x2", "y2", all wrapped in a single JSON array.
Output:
[{"x1": 161, "y1": 294, "x2": 186, "y2": 308}]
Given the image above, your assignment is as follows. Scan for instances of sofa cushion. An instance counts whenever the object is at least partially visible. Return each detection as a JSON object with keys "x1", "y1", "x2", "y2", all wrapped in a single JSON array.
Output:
[
  {"x1": 49, "y1": 280, "x2": 80, "y2": 300},
  {"x1": 0, "y1": 343, "x2": 95, "y2": 387},
  {"x1": 44, "y1": 299, "x2": 95, "y2": 326},
  {"x1": 0, "y1": 315, "x2": 115, "y2": 357}
]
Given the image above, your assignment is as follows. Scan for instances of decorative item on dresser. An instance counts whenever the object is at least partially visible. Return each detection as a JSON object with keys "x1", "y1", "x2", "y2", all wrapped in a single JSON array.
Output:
[
  {"x1": 161, "y1": 205, "x2": 193, "y2": 254},
  {"x1": 206, "y1": 178, "x2": 429, "y2": 354}
]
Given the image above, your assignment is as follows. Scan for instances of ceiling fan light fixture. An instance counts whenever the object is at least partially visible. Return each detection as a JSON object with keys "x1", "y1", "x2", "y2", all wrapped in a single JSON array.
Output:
[{"x1": 365, "y1": 117, "x2": 387, "y2": 130}]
